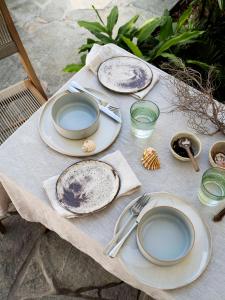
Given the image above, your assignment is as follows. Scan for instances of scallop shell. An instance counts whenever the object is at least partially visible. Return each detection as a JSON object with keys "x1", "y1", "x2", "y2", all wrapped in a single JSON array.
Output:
[
  {"x1": 82, "y1": 139, "x2": 96, "y2": 153},
  {"x1": 141, "y1": 147, "x2": 160, "y2": 170}
]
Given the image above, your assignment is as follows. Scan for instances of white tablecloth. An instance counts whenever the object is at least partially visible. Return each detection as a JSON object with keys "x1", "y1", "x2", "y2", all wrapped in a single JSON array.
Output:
[{"x1": 0, "y1": 55, "x2": 225, "y2": 300}]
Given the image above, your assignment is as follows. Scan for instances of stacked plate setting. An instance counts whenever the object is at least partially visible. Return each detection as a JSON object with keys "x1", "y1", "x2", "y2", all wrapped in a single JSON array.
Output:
[{"x1": 115, "y1": 192, "x2": 212, "y2": 290}]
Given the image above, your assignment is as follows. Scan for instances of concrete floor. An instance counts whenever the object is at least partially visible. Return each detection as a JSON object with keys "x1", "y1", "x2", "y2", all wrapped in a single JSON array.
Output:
[{"x1": 0, "y1": 0, "x2": 177, "y2": 299}]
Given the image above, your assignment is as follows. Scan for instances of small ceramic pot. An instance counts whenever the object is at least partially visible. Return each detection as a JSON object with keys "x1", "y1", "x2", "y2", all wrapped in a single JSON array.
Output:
[
  {"x1": 170, "y1": 131, "x2": 202, "y2": 162},
  {"x1": 209, "y1": 141, "x2": 225, "y2": 169},
  {"x1": 137, "y1": 206, "x2": 195, "y2": 266},
  {"x1": 52, "y1": 92, "x2": 100, "y2": 140}
]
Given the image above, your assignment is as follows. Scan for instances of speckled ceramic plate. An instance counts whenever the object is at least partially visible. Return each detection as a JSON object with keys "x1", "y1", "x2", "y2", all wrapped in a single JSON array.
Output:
[
  {"x1": 56, "y1": 160, "x2": 120, "y2": 215},
  {"x1": 97, "y1": 56, "x2": 153, "y2": 94}
]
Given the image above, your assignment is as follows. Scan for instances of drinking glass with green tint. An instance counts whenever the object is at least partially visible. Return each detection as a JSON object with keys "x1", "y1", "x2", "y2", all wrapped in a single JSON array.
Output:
[
  {"x1": 198, "y1": 167, "x2": 225, "y2": 206},
  {"x1": 130, "y1": 100, "x2": 160, "y2": 139}
]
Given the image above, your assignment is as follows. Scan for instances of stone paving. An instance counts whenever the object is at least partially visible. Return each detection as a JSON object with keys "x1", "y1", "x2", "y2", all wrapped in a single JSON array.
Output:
[{"x1": 0, "y1": 0, "x2": 177, "y2": 299}]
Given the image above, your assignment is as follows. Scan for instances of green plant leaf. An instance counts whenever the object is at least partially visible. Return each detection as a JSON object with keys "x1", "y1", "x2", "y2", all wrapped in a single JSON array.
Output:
[
  {"x1": 160, "y1": 52, "x2": 185, "y2": 68},
  {"x1": 79, "y1": 43, "x2": 95, "y2": 53},
  {"x1": 137, "y1": 17, "x2": 165, "y2": 43},
  {"x1": 163, "y1": 9, "x2": 170, "y2": 16},
  {"x1": 79, "y1": 39, "x2": 101, "y2": 53},
  {"x1": 186, "y1": 59, "x2": 213, "y2": 71},
  {"x1": 63, "y1": 64, "x2": 84, "y2": 73},
  {"x1": 153, "y1": 31, "x2": 204, "y2": 59},
  {"x1": 78, "y1": 21, "x2": 107, "y2": 34},
  {"x1": 107, "y1": 6, "x2": 118, "y2": 36},
  {"x1": 92, "y1": 5, "x2": 105, "y2": 25},
  {"x1": 177, "y1": 6, "x2": 192, "y2": 31},
  {"x1": 158, "y1": 16, "x2": 173, "y2": 41},
  {"x1": 122, "y1": 36, "x2": 143, "y2": 57},
  {"x1": 117, "y1": 15, "x2": 139, "y2": 37},
  {"x1": 91, "y1": 32, "x2": 113, "y2": 43},
  {"x1": 81, "y1": 54, "x2": 87, "y2": 65},
  {"x1": 218, "y1": 0, "x2": 225, "y2": 10}
]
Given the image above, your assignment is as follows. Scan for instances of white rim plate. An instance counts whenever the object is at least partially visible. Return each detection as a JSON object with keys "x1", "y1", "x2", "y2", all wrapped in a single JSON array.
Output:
[
  {"x1": 97, "y1": 56, "x2": 153, "y2": 94},
  {"x1": 39, "y1": 88, "x2": 122, "y2": 157},
  {"x1": 115, "y1": 192, "x2": 212, "y2": 290}
]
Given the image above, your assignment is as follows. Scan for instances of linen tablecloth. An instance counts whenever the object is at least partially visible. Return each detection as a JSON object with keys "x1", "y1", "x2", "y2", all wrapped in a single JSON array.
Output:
[{"x1": 0, "y1": 48, "x2": 225, "y2": 300}]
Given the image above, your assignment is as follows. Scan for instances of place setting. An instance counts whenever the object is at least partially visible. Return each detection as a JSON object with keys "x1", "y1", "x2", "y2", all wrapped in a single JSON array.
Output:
[
  {"x1": 39, "y1": 42, "x2": 162, "y2": 157},
  {"x1": 103, "y1": 192, "x2": 212, "y2": 290},
  {"x1": 43, "y1": 150, "x2": 141, "y2": 218},
  {"x1": 39, "y1": 83, "x2": 122, "y2": 157}
]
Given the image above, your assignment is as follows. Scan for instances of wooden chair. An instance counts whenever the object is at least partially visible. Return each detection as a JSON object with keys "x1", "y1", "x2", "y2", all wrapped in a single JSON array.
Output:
[
  {"x1": 0, "y1": 0, "x2": 47, "y2": 145},
  {"x1": 0, "y1": 0, "x2": 48, "y2": 233}
]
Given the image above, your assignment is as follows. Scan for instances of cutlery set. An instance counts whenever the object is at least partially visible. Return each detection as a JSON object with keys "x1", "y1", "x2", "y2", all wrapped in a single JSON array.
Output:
[
  {"x1": 68, "y1": 81, "x2": 121, "y2": 123},
  {"x1": 104, "y1": 194, "x2": 150, "y2": 257}
]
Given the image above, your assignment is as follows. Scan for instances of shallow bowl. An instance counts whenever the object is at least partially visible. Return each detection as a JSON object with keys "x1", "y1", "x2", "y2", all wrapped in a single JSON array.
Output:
[
  {"x1": 51, "y1": 92, "x2": 100, "y2": 140},
  {"x1": 137, "y1": 206, "x2": 195, "y2": 266},
  {"x1": 170, "y1": 131, "x2": 202, "y2": 162},
  {"x1": 209, "y1": 141, "x2": 225, "y2": 169}
]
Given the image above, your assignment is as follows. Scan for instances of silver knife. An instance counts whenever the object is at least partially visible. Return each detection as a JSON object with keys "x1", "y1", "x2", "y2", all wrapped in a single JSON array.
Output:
[
  {"x1": 68, "y1": 84, "x2": 121, "y2": 123},
  {"x1": 98, "y1": 104, "x2": 121, "y2": 123}
]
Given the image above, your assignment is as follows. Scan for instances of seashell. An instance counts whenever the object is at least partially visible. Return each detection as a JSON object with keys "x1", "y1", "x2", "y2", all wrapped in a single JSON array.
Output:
[
  {"x1": 214, "y1": 152, "x2": 225, "y2": 168},
  {"x1": 141, "y1": 147, "x2": 160, "y2": 170},
  {"x1": 82, "y1": 139, "x2": 96, "y2": 153}
]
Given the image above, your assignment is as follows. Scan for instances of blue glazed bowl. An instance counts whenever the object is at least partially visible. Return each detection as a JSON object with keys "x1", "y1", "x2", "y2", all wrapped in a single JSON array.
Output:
[
  {"x1": 52, "y1": 92, "x2": 100, "y2": 140},
  {"x1": 137, "y1": 206, "x2": 195, "y2": 266}
]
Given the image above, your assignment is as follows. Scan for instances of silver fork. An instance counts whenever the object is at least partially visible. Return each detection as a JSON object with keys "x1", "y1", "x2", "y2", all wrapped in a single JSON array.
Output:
[
  {"x1": 104, "y1": 193, "x2": 150, "y2": 256},
  {"x1": 69, "y1": 80, "x2": 120, "y2": 111}
]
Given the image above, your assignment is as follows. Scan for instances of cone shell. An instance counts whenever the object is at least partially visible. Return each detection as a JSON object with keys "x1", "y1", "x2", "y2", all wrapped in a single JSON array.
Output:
[{"x1": 141, "y1": 147, "x2": 160, "y2": 170}]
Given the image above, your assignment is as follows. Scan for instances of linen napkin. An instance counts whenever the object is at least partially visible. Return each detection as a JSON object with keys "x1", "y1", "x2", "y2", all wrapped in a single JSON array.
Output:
[
  {"x1": 43, "y1": 150, "x2": 141, "y2": 218},
  {"x1": 86, "y1": 43, "x2": 159, "y2": 99}
]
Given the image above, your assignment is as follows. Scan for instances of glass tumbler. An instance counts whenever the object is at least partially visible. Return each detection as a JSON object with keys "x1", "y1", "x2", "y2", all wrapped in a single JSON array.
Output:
[
  {"x1": 130, "y1": 100, "x2": 160, "y2": 139},
  {"x1": 198, "y1": 167, "x2": 225, "y2": 206}
]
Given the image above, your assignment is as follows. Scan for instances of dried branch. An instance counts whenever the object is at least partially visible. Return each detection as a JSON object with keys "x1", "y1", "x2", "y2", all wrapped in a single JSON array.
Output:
[{"x1": 162, "y1": 63, "x2": 225, "y2": 136}]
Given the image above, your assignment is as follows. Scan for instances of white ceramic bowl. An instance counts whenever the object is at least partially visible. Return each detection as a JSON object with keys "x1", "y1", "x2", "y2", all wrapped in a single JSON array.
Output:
[
  {"x1": 52, "y1": 92, "x2": 100, "y2": 140},
  {"x1": 170, "y1": 131, "x2": 202, "y2": 162},
  {"x1": 209, "y1": 141, "x2": 225, "y2": 169},
  {"x1": 137, "y1": 206, "x2": 195, "y2": 266}
]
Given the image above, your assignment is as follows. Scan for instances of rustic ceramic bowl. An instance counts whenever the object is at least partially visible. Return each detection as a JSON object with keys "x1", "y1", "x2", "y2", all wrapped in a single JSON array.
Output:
[
  {"x1": 51, "y1": 92, "x2": 100, "y2": 140},
  {"x1": 137, "y1": 206, "x2": 195, "y2": 266},
  {"x1": 209, "y1": 141, "x2": 225, "y2": 169},
  {"x1": 170, "y1": 131, "x2": 202, "y2": 162}
]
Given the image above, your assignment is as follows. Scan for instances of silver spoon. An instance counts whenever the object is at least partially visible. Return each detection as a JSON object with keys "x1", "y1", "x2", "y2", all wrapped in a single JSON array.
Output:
[{"x1": 178, "y1": 138, "x2": 200, "y2": 172}]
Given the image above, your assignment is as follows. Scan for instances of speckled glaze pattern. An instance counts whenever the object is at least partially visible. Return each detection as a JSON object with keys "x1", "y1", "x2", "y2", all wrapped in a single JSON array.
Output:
[
  {"x1": 56, "y1": 160, "x2": 120, "y2": 215},
  {"x1": 97, "y1": 56, "x2": 153, "y2": 94}
]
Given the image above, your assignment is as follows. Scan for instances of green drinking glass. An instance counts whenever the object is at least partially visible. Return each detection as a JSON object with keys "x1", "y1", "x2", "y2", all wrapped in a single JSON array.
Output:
[
  {"x1": 198, "y1": 167, "x2": 225, "y2": 206},
  {"x1": 130, "y1": 100, "x2": 160, "y2": 139}
]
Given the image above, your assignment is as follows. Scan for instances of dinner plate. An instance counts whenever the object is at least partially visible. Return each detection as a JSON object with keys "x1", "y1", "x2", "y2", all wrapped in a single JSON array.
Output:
[
  {"x1": 39, "y1": 88, "x2": 122, "y2": 157},
  {"x1": 56, "y1": 160, "x2": 120, "y2": 215},
  {"x1": 97, "y1": 56, "x2": 153, "y2": 94},
  {"x1": 114, "y1": 192, "x2": 212, "y2": 290}
]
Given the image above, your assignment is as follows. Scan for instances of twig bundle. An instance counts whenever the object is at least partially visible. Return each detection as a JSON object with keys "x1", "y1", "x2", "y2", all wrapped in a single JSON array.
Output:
[{"x1": 163, "y1": 64, "x2": 225, "y2": 135}]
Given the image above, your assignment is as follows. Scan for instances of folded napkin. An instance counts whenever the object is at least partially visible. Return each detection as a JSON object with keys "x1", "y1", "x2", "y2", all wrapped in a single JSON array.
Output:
[
  {"x1": 43, "y1": 151, "x2": 141, "y2": 218},
  {"x1": 86, "y1": 43, "x2": 159, "y2": 99}
]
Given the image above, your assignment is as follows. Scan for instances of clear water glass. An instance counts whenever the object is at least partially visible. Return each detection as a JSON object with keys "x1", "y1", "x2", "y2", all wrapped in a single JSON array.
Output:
[
  {"x1": 130, "y1": 100, "x2": 160, "y2": 138},
  {"x1": 198, "y1": 167, "x2": 225, "y2": 206}
]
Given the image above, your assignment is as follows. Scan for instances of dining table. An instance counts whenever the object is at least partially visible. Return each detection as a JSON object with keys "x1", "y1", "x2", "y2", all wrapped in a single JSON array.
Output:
[{"x1": 0, "y1": 54, "x2": 225, "y2": 300}]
